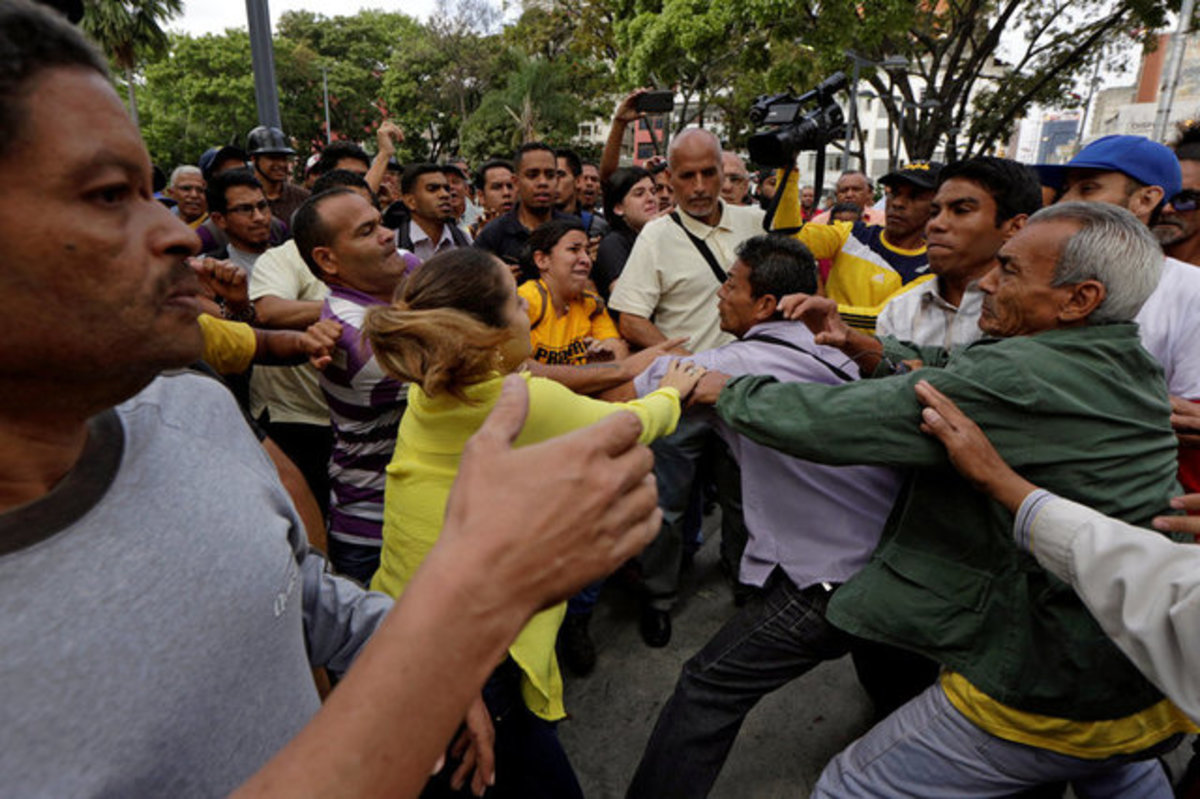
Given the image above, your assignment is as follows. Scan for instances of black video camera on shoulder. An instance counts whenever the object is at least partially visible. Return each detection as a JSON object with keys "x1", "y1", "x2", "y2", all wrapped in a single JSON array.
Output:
[{"x1": 748, "y1": 72, "x2": 848, "y2": 167}]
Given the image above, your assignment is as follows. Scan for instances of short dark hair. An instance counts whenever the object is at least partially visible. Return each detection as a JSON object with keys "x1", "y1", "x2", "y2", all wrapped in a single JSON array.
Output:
[
  {"x1": 603, "y1": 166, "x2": 652, "y2": 234},
  {"x1": 0, "y1": 0, "x2": 109, "y2": 162},
  {"x1": 312, "y1": 168, "x2": 376, "y2": 208},
  {"x1": 554, "y1": 148, "x2": 582, "y2": 177},
  {"x1": 582, "y1": 161, "x2": 599, "y2": 172},
  {"x1": 735, "y1": 235, "x2": 818, "y2": 302},
  {"x1": 310, "y1": 141, "x2": 370, "y2": 178},
  {"x1": 206, "y1": 168, "x2": 263, "y2": 215},
  {"x1": 312, "y1": 168, "x2": 370, "y2": 195},
  {"x1": 937, "y1": 156, "x2": 1043, "y2": 224},
  {"x1": 293, "y1": 187, "x2": 358, "y2": 279},
  {"x1": 526, "y1": 218, "x2": 586, "y2": 265},
  {"x1": 1172, "y1": 121, "x2": 1200, "y2": 162},
  {"x1": 475, "y1": 159, "x2": 515, "y2": 191},
  {"x1": 515, "y1": 142, "x2": 555, "y2": 170},
  {"x1": 828, "y1": 202, "x2": 863, "y2": 222},
  {"x1": 401, "y1": 163, "x2": 447, "y2": 195}
]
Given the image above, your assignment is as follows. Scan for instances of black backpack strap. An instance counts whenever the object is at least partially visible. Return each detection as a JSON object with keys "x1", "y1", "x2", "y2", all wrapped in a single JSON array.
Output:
[
  {"x1": 669, "y1": 211, "x2": 727, "y2": 285},
  {"x1": 742, "y1": 332, "x2": 856, "y2": 383},
  {"x1": 531, "y1": 280, "x2": 550, "y2": 328}
]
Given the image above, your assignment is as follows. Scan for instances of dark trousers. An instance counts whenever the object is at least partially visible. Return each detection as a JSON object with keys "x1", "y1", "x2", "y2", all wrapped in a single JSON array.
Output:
[
  {"x1": 628, "y1": 568, "x2": 936, "y2": 799},
  {"x1": 260, "y1": 416, "x2": 333, "y2": 519},
  {"x1": 327, "y1": 538, "x2": 381, "y2": 587},
  {"x1": 640, "y1": 416, "x2": 746, "y2": 610},
  {"x1": 423, "y1": 659, "x2": 582, "y2": 799}
]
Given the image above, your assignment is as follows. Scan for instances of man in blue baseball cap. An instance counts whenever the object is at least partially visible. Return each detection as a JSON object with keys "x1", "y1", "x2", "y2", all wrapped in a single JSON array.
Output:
[{"x1": 1036, "y1": 134, "x2": 1182, "y2": 218}]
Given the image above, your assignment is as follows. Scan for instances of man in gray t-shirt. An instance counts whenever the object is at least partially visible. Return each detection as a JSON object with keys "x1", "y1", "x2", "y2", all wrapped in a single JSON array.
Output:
[{"x1": 0, "y1": 8, "x2": 389, "y2": 795}]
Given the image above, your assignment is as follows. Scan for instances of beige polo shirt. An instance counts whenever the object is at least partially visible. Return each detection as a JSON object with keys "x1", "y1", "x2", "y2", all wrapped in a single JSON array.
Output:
[
  {"x1": 609, "y1": 201, "x2": 764, "y2": 353},
  {"x1": 248, "y1": 240, "x2": 331, "y2": 426}
]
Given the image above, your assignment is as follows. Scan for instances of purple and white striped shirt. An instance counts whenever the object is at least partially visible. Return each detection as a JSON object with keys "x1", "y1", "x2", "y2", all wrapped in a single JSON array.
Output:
[{"x1": 319, "y1": 285, "x2": 408, "y2": 547}]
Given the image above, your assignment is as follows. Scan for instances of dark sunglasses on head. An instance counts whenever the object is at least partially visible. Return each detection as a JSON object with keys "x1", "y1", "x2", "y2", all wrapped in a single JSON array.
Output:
[{"x1": 1169, "y1": 190, "x2": 1200, "y2": 212}]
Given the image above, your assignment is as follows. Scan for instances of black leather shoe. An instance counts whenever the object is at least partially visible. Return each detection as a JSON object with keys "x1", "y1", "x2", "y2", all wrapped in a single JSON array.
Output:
[
  {"x1": 639, "y1": 606, "x2": 671, "y2": 648},
  {"x1": 557, "y1": 612, "x2": 597, "y2": 676}
]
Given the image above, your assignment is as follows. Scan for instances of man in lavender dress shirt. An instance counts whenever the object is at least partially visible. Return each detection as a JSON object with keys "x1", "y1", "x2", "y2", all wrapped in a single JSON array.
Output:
[
  {"x1": 626, "y1": 235, "x2": 907, "y2": 799},
  {"x1": 292, "y1": 187, "x2": 421, "y2": 584}
]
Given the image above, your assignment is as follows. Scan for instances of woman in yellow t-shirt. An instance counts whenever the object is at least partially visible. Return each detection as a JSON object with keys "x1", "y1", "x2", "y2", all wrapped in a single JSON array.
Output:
[
  {"x1": 363, "y1": 247, "x2": 704, "y2": 799},
  {"x1": 519, "y1": 219, "x2": 628, "y2": 366}
]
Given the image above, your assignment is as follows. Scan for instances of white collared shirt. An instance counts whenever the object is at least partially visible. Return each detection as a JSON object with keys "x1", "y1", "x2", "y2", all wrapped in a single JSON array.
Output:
[
  {"x1": 876, "y1": 276, "x2": 985, "y2": 350},
  {"x1": 408, "y1": 219, "x2": 459, "y2": 264}
]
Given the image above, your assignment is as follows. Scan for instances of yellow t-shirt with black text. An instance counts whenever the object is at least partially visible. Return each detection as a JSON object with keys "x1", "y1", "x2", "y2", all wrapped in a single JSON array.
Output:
[{"x1": 518, "y1": 279, "x2": 620, "y2": 365}]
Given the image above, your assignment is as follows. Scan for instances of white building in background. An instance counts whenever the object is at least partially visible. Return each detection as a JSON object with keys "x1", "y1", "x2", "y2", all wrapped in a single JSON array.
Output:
[{"x1": 1086, "y1": 31, "x2": 1200, "y2": 143}]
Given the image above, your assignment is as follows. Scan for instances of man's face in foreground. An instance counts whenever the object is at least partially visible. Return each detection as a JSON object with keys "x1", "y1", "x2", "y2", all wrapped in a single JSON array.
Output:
[
  {"x1": 0, "y1": 67, "x2": 203, "y2": 383},
  {"x1": 978, "y1": 219, "x2": 1081, "y2": 338},
  {"x1": 926, "y1": 177, "x2": 1017, "y2": 277}
]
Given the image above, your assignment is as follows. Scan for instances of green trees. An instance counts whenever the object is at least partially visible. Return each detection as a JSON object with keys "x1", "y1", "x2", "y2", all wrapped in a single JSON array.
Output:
[
  {"x1": 124, "y1": 0, "x2": 1184, "y2": 171},
  {"x1": 80, "y1": 0, "x2": 183, "y2": 126}
]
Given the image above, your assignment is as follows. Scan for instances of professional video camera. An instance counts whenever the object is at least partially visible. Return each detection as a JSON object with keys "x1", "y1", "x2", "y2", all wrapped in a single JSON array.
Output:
[{"x1": 747, "y1": 72, "x2": 848, "y2": 167}]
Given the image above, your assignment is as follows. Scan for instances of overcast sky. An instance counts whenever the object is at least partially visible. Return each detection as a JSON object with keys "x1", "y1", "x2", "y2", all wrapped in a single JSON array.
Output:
[{"x1": 170, "y1": 0, "x2": 440, "y2": 36}]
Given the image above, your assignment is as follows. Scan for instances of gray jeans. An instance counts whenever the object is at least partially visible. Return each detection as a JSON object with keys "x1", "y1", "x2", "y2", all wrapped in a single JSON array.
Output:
[{"x1": 815, "y1": 683, "x2": 1176, "y2": 798}]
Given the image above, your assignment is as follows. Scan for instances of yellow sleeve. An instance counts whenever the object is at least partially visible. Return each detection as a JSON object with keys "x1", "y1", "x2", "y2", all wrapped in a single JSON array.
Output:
[
  {"x1": 772, "y1": 168, "x2": 851, "y2": 258},
  {"x1": 588, "y1": 296, "x2": 620, "y2": 341},
  {"x1": 838, "y1": 274, "x2": 937, "y2": 334},
  {"x1": 795, "y1": 220, "x2": 853, "y2": 260},
  {"x1": 197, "y1": 313, "x2": 257, "y2": 374},
  {"x1": 519, "y1": 374, "x2": 681, "y2": 446},
  {"x1": 770, "y1": 166, "x2": 805, "y2": 231}
]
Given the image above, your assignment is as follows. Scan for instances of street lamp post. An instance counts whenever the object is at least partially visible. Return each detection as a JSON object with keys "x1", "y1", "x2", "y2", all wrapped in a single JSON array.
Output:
[
  {"x1": 245, "y1": 0, "x2": 281, "y2": 129},
  {"x1": 844, "y1": 51, "x2": 908, "y2": 171}
]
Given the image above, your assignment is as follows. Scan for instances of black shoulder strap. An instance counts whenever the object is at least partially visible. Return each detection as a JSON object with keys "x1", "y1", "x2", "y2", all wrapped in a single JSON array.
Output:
[
  {"x1": 531, "y1": 280, "x2": 550, "y2": 328},
  {"x1": 669, "y1": 211, "x2": 727, "y2": 285},
  {"x1": 742, "y1": 332, "x2": 856, "y2": 383}
]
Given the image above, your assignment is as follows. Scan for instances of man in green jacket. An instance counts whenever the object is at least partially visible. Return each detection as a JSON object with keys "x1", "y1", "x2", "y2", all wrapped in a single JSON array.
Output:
[{"x1": 690, "y1": 202, "x2": 1192, "y2": 796}]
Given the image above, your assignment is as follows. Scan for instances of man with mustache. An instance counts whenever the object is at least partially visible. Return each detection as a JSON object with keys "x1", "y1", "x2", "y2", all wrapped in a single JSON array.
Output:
[{"x1": 1153, "y1": 122, "x2": 1200, "y2": 267}]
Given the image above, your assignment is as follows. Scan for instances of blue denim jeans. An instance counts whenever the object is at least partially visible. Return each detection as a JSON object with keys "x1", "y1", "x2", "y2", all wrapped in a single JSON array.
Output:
[
  {"x1": 326, "y1": 538, "x2": 380, "y2": 588},
  {"x1": 627, "y1": 569, "x2": 849, "y2": 798},
  {"x1": 814, "y1": 683, "x2": 1176, "y2": 798}
]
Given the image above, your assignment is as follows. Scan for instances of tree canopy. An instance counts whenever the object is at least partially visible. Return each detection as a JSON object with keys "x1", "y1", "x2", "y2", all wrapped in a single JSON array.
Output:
[{"x1": 122, "y1": 0, "x2": 1186, "y2": 172}]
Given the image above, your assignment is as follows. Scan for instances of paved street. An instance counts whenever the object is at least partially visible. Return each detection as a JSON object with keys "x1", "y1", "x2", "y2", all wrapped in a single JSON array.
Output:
[
  {"x1": 558, "y1": 517, "x2": 875, "y2": 799},
  {"x1": 556, "y1": 518, "x2": 1195, "y2": 798}
]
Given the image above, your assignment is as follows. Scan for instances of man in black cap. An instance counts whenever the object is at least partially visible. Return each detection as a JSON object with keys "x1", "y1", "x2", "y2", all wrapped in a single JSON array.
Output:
[
  {"x1": 793, "y1": 161, "x2": 940, "y2": 331},
  {"x1": 247, "y1": 125, "x2": 310, "y2": 231}
]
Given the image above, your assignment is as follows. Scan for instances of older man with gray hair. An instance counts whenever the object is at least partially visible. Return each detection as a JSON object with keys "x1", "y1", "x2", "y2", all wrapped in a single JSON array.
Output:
[
  {"x1": 690, "y1": 203, "x2": 1190, "y2": 796},
  {"x1": 167, "y1": 164, "x2": 208, "y2": 228}
]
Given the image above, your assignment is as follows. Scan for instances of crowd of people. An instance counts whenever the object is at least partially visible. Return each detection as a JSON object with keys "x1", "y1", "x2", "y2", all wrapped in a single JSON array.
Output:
[{"x1": 5, "y1": 1, "x2": 1200, "y2": 796}]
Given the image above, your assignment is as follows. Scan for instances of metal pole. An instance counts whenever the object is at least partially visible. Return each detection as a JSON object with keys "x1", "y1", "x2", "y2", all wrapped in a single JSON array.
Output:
[
  {"x1": 845, "y1": 60, "x2": 861, "y2": 168},
  {"x1": 322, "y1": 66, "x2": 332, "y2": 144},
  {"x1": 1154, "y1": 0, "x2": 1195, "y2": 142},
  {"x1": 245, "y1": 0, "x2": 282, "y2": 129}
]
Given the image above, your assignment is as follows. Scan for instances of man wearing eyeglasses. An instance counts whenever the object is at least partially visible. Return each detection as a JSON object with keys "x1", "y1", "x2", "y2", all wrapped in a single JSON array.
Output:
[
  {"x1": 1153, "y1": 123, "x2": 1200, "y2": 268},
  {"x1": 205, "y1": 167, "x2": 273, "y2": 277}
]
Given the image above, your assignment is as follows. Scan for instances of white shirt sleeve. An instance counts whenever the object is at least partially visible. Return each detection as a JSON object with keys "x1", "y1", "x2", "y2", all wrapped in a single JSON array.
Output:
[{"x1": 1014, "y1": 489, "x2": 1200, "y2": 722}]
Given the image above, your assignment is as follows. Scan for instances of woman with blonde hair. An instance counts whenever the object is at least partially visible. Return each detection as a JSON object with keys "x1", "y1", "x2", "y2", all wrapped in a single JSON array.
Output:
[{"x1": 364, "y1": 247, "x2": 704, "y2": 798}]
